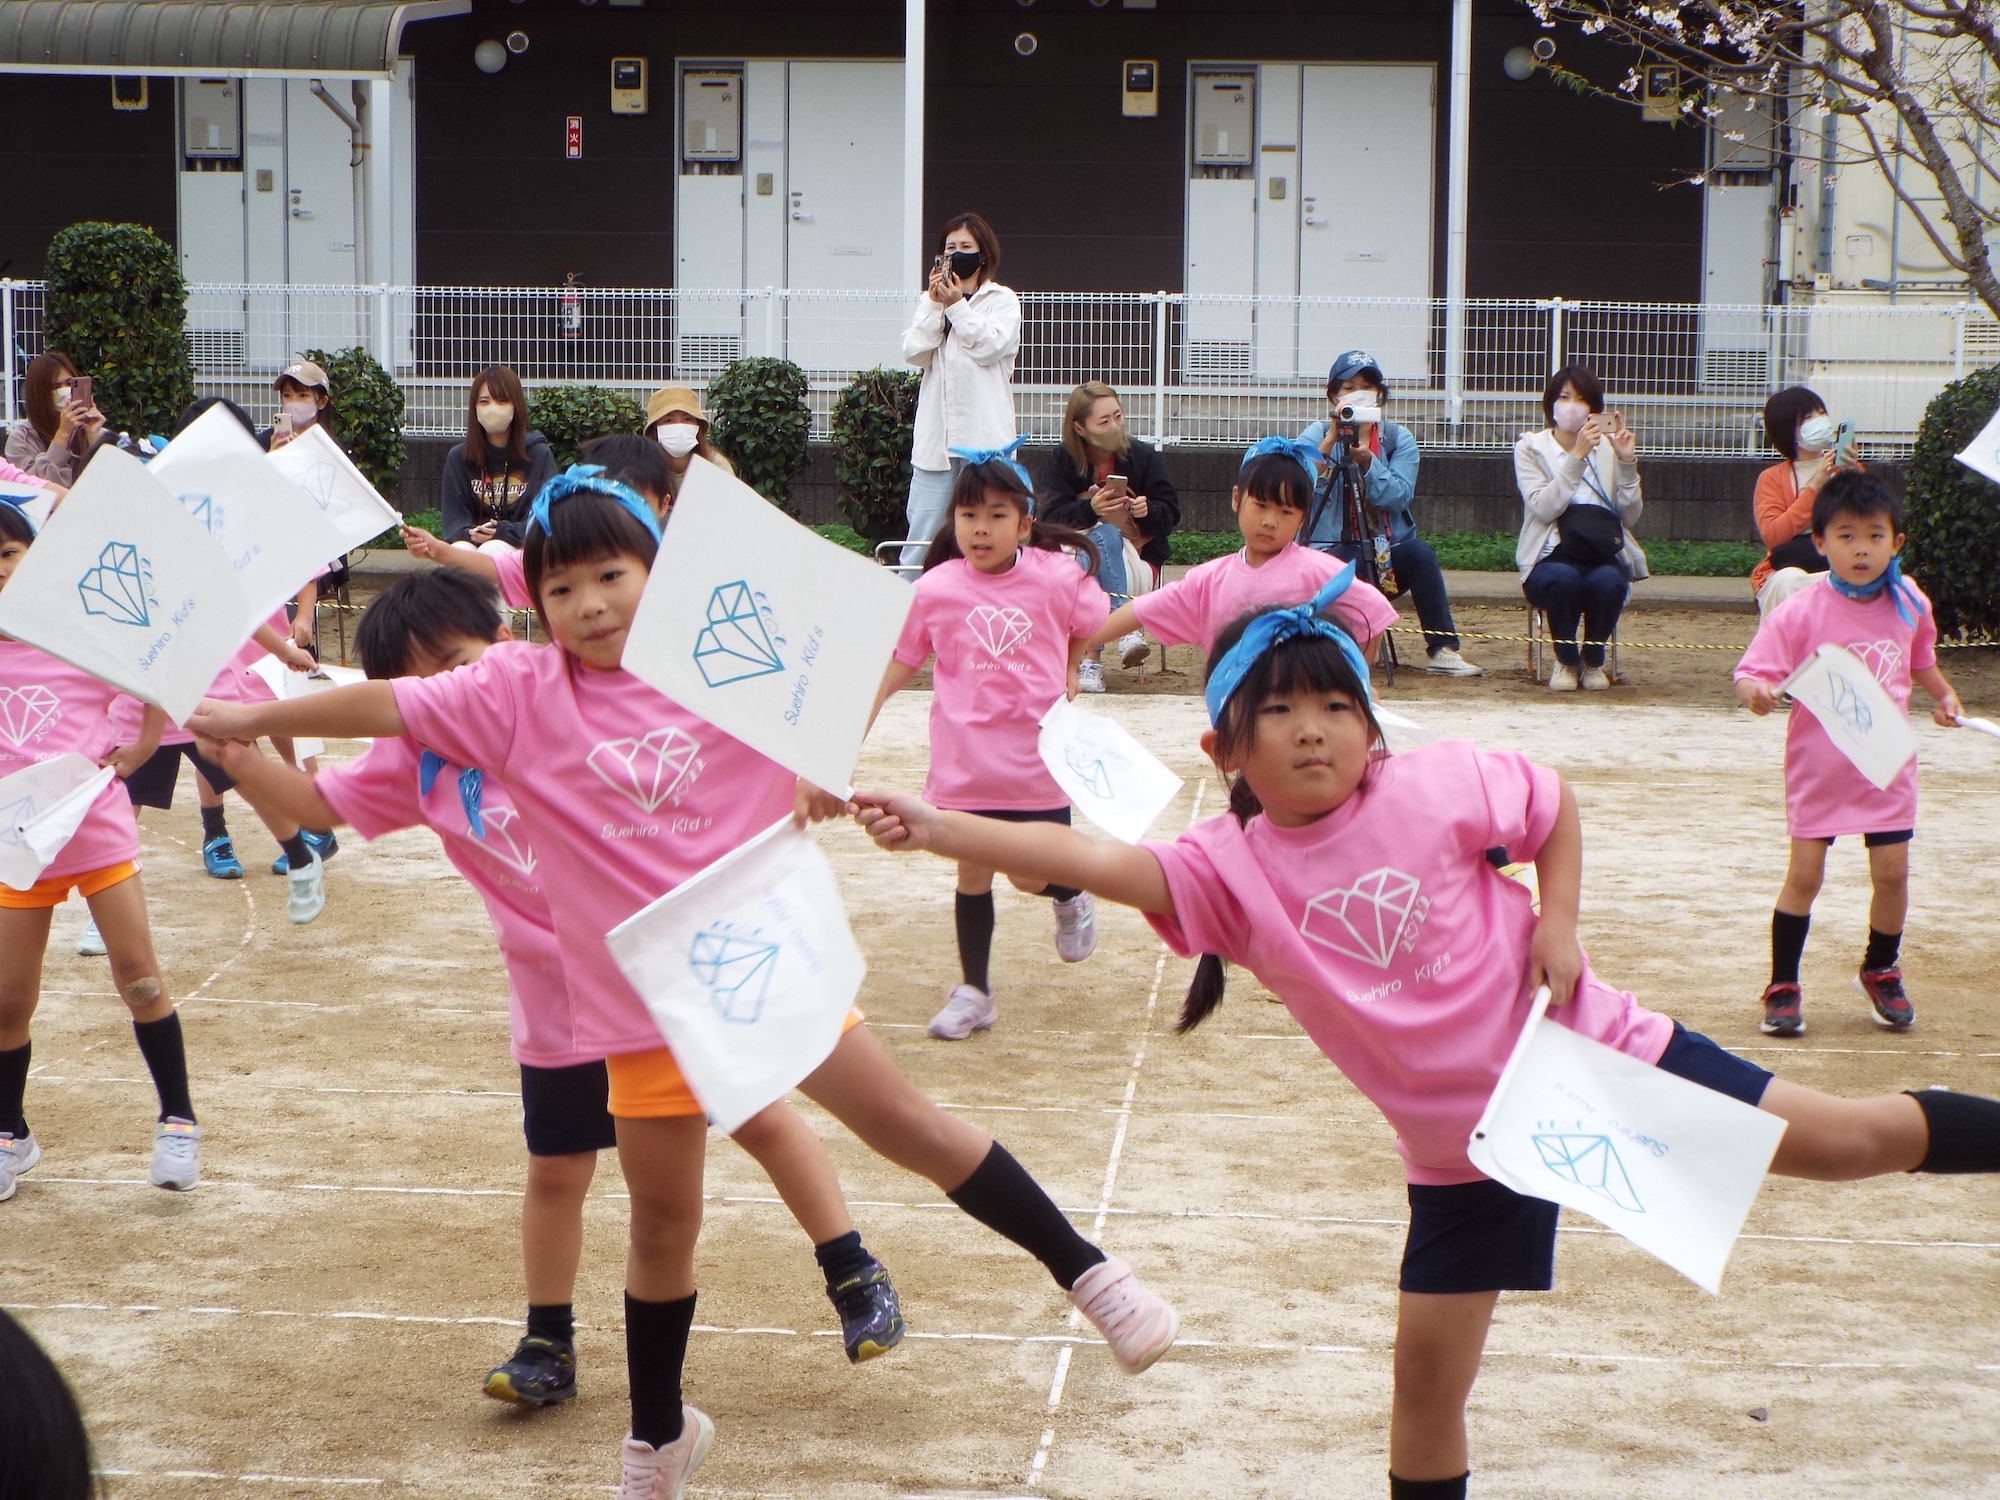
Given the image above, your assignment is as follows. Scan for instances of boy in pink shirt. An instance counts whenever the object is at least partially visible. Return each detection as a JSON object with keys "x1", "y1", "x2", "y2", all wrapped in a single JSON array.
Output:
[
  {"x1": 1735, "y1": 470, "x2": 1962, "y2": 1037},
  {"x1": 855, "y1": 573, "x2": 2000, "y2": 1499},
  {"x1": 872, "y1": 445, "x2": 1109, "y2": 1041},
  {"x1": 1093, "y1": 438, "x2": 1397, "y2": 663}
]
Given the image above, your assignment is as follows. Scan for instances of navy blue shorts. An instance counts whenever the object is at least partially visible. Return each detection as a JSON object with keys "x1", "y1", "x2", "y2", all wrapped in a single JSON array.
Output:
[
  {"x1": 123, "y1": 741, "x2": 233, "y2": 810},
  {"x1": 960, "y1": 807, "x2": 1072, "y2": 826},
  {"x1": 1399, "y1": 1024, "x2": 1773, "y2": 1294},
  {"x1": 520, "y1": 1061, "x2": 617, "y2": 1157},
  {"x1": 1819, "y1": 829, "x2": 1914, "y2": 848}
]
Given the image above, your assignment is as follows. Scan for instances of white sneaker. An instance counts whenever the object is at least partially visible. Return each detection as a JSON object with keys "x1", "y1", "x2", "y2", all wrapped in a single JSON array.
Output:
[
  {"x1": 149, "y1": 1117, "x2": 200, "y2": 1191},
  {"x1": 285, "y1": 850, "x2": 325, "y2": 924},
  {"x1": 1422, "y1": 647, "x2": 1483, "y2": 678},
  {"x1": 0, "y1": 1132, "x2": 41, "y2": 1202},
  {"x1": 1548, "y1": 663, "x2": 1579, "y2": 692},
  {"x1": 1579, "y1": 665, "x2": 1611, "y2": 691},
  {"x1": 76, "y1": 917, "x2": 106, "y2": 957},
  {"x1": 927, "y1": 984, "x2": 996, "y2": 1041},
  {"x1": 1053, "y1": 892, "x2": 1097, "y2": 963},
  {"x1": 1069, "y1": 1256, "x2": 1178, "y2": 1373},
  {"x1": 1076, "y1": 659, "x2": 1106, "y2": 694},
  {"x1": 1117, "y1": 630, "x2": 1151, "y2": 669},
  {"x1": 618, "y1": 1408, "x2": 714, "y2": 1500}
]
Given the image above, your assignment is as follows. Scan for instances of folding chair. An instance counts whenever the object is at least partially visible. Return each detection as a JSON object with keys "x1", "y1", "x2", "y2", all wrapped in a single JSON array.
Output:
[{"x1": 875, "y1": 537, "x2": 929, "y2": 580}]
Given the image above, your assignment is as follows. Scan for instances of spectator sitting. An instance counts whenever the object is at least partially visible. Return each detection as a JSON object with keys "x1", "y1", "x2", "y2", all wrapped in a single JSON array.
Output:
[
  {"x1": 1751, "y1": 384, "x2": 1858, "y2": 619},
  {"x1": 440, "y1": 364, "x2": 554, "y2": 554},
  {"x1": 643, "y1": 385, "x2": 735, "y2": 503},
  {"x1": 1038, "y1": 381, "x2": 1181, "y2": 689},
  {"x1": 265, "y1": 358, "x2": 337, "y2": 453},
  {"x1": 1514, "y1": 364, "x2": 1648, "y2": 692},
  {"x1": 6, "y1": 352, "x2": 105, "y2": 486},
  {"x1": 1298, "y1": 349, "x2": 1481, "y2": 677}
]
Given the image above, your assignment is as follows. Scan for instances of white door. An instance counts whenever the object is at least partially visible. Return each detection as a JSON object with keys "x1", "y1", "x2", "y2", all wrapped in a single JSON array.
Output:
[
  {"x1": 284, "y1": 82, "x2": 358, "y2": 286},
  {"x1": 1297, "y1": 65, "x2": 1435, "y2": 385},
  {"x1": 784, "y1": 61, "x2": 904, "y2": 372}
]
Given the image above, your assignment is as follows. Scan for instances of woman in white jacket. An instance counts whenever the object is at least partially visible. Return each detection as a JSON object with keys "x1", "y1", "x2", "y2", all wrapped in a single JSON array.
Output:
[{"x1": 899, "y1": 213, "x2": 1021, "y2": 567}]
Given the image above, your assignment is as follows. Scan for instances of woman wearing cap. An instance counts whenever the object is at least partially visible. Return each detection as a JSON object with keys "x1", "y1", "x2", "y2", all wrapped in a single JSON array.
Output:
[
  {"x1": 898, "y1": 212, "x2": 1020, "y2": 569},
  {"x1": 440, "y1": 365, "x2": 556, "y2": 554},
  {"x1": 644, "y1": 386, "x2": 734, "y2": 505},
  {"x1": 7, "y1": 353, "x2": 105, "y2": 486},
  {"x1": 267, "y1": 359, "x2": 336, "y2": 454}
]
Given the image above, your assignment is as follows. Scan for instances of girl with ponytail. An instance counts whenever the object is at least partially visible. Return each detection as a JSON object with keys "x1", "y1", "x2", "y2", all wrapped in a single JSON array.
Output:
[{"x1": 852, "y1": 564, "x2": 2000, "y2": 1500}]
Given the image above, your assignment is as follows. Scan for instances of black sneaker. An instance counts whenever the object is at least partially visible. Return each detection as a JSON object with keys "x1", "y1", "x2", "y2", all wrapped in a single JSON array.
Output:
[
  {"x1": 483, "y1": 1335, "x2": 577, "y2": 1406},
  {"x1": 1857, "y1": 967, "x2": 1915, "y2": 1030},
  {"x1": 828, "y1": 1259, "x2": 905, "y2": 1364},
  {"x1": 1759, "y1": 981, "x2": 1805, "y2": 1037}
]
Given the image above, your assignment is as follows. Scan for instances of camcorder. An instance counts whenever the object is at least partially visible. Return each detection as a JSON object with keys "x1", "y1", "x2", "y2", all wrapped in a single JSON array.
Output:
[{"x1": 1332, "y1": 393, "x2": 1382, "y2": 449}]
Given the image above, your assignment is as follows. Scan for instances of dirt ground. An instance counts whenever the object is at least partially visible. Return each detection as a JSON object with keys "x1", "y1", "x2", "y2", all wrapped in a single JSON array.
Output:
[{"x1": 7, "y1": 609, "x2": 2000, "y2": 1497}]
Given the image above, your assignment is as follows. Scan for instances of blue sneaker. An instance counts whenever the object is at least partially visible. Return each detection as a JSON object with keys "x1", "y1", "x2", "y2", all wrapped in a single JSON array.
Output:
[
  {"x1": 202, "y1": 836, "x2": 244, "y2": 880},
  {"x1": 269, "y1": 830, "x2": 339, "y2": 875}
]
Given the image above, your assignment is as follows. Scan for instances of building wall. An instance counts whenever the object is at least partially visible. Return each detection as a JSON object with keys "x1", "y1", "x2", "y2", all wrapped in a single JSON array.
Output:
[{"x1": 0, "y1": 75, "x2": 177, "y2": 278}]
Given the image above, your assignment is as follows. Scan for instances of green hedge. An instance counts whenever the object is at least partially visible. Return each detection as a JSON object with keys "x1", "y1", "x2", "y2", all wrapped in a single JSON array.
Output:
[
  {"x1": 528, "y1": 384, "x2": 645, "y2": 467},
  {"x1": 707, "y1": 357, "x2": 810, "y2": 510},
  {"x1": 829, "y1": 367, "x2": 921, "y2": 546},
  {"x1": 370, "y1": 507, "x2": 441, "y2": 549},
  {"x1": 1168, "y1": 530, "x2": 1765, "y2": 577},
  {"x1": 1906, "y1": 366, "x2": 2000, "y2": 639},
  {"x1": 304, "y1": 346, "x2": 405, "y2": 493},
  {"x1": 44, "y1": 221, "x2": 194, "y2": 435}
]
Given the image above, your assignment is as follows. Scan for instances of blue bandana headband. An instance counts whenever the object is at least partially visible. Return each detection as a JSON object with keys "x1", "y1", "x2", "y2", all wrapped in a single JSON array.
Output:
[
  {"x1": 526, "y1": 464, "x2": 663, "y2": 542},
  {"x1": 1202, "y1": 562, "x2": 1373, "y2": 727},
  {"x1": 1240, "y1": 434, "x2": 1328, "y2": 480},
  {"x1": 0, "y1": 496, "x2": 34, "y2": 534},
  {"x1": 419, "y1": 750, "x2": 486, "y2": 840},
  {"x1": 948, "y1": 436, "x2": 1034, "y2": 508},
  {"x1": 1827, "y1": 555, "x2": 1919, "y2": 627}
]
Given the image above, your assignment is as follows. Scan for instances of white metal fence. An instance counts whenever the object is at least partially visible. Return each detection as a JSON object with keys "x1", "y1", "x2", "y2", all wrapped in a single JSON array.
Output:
[{"x1": 5, "y1": 279, "x2": 1994, "y2": 456}]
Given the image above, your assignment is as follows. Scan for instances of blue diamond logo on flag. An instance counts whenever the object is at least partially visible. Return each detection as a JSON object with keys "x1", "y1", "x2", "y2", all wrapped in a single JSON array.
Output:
[
  {"x1": 1827, "y1": 671, "x2": 1874, "y2": 737},
  {"x1": 177, "y1": 492, "x2": 225, "y2": 537},
  {"x1": 77, "y1": 541, "x2": 154, "y2": 627},
  {"x1": 295, "y1": 462, "x2": 340, "y2": 510},
  {"x1": 1063, "y1": 743, "x2": 1117, "y2": 801},
  {"x1": 0, "y1": 794, "x2": 35, "y2": 848},
  {"x1": 692, "y1": 580, "x2": 785, "y2": 688},
  {"x1": 688, "y1": 923, "x2": 781, "y2": 1024},
  {"x1": 1533, "y1": 1133, "x2": 1644, "y2": 1214}
]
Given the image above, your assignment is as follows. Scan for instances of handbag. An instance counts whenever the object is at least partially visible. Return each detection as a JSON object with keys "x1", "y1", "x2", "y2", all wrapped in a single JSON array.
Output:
[
  {"x1": 1767, "y1": 532, "x2": 1828, "y2": 574},
  {"x1": 1551, "y1": 503, "x2": 1625, "y2": 569}
]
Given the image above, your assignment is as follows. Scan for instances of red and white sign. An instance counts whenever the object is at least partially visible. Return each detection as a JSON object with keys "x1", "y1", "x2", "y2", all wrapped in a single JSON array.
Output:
[{"x1": 565, "y1": 115, "x2": 582, "y2": 159}]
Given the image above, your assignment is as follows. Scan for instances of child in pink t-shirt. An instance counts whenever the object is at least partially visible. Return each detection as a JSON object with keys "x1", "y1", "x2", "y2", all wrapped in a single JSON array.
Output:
[
  {"x1": 855, "y1": 575, "x2": 2000, "y2": 1497},
  {"x1": 1092, "y1": 438, "x2": 1398, "y2": 662},
  {"x1": 0, "y1": 499, "x2": 203, "y2": 1203},
  {"x1": 190, "y1": 467, "x2": 1177, "y2": 1495},
  {"x1": 1734, "y1": 471, "x2": 1962, "y2": 1038},
  {"x1": 872, "y1": 448, "x2": 1110, "y2": 1042}
]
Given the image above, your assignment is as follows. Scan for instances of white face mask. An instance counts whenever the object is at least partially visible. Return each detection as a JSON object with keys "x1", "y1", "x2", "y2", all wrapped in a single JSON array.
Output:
[
  {"x1": 1796, "y1": 414, "x2": 1836, "y2": 453},
  {"x1": 656, "y1": 422, "x2": 700, "y2": 457},
  {"x1": 284, "y1": 398, "x2": 321, "y2": 430},
  {"x1": 1552, "y1": 399, "x2": 1590, "y2": 435},
  {"x1": 477, "y1": 402, "x2": 515, "y2": 437}
]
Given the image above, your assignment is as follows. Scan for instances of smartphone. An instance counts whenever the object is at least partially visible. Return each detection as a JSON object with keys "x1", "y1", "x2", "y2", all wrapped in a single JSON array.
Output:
[
  {"x1": 930, "y1": 255, "x2": 946, "y2": 280},
  {"x1": 1833, "y1": 418, "x2": 1857, "y2": 466},
  {"x1": 1593, "y1": 409, "x2": 1620, "y2": 428},
  {"x1": 71, "y1": 376, "x2": 92, "y2": 410},
  {"x1": 1099, "y1": 474, "x2": 1130, "y2": 500}
]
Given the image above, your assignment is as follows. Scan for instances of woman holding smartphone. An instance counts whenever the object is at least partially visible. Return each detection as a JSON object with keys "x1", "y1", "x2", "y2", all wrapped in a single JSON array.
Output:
[
  {"x1": 1750, "y1": 385, "x2": 1859, "y2": 619},
  {"x1": 897, "y1": 212, "x2": 1021, "y2": 568},
  {"x1": 7, "y1": 353, "x2": 105, "y2": 485}
]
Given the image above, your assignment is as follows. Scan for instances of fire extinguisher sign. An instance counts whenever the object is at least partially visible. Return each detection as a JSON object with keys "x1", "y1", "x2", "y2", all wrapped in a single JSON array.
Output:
[{"x1": 565, "y1": 116, "x2": 583, "y2": 159}]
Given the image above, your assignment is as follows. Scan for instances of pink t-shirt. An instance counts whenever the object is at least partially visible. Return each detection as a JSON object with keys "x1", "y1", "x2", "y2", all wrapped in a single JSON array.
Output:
[
  {"x1": 493, "y1": 550, "x2": 532, "y2": 610},
  {"x1": 1733, "y1": 573, "x2": 1938, "y2": 839},
  {"x1": 1143, "y1": 740, "x2": 1674, "y2": 1185},
  {"x1": 0, "y1": 639, "x2": 141, "y2": 879},
  {"x1": 1133, "y1": 547, "x2": 1398, "y2": 657},
  {"x1": 110, "y1": 693, "x2": 191, "y2": 748},
  {"x1": 318, "y1": 734, "x2": 590, "y2": 1069},
  {"x1": 391, "y1": 641, "x2": 796, "y2": 1057},
  {"x1": 893, "y1": 547, "x2": 1110, "y2": 812}
]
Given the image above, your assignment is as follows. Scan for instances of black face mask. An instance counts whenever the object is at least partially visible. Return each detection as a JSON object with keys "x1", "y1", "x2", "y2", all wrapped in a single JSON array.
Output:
[{"x1": 947, "y1": 249, "x2": 984, "y2": 282}]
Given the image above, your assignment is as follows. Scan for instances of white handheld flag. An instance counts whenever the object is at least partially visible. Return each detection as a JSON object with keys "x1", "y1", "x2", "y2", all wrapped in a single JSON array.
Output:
[
  {"x1": 0, "y1": 752, "x2": 118, "y2": 891},
  {"x1": 1037, "y1": 695, "x2": 1183, "y2": 843},
  {"x1": 147, "y1": 403, "x2": 350, "y2": 624},
  {"x1": 0, "y1": 447, "x2": 252, "y2": 722},
  {"x1": 605, "y1": 818, "x2": 864, "y2": 1133},
  {"x1": 247, "y1": 659, "x2": 367, "y2": 759},
  {"x1": 1781, "y1": 642, "x2": 1919, "y2": 791},
  {"x1": 1467, "y1": 987, "x2": 1787, "y2": 1294},
  {"x1": 1957, "y1": 714, "x2": 2000, "y2": 742},
  {"x1": 622, "y1": 459, "x2": 912, "y2": 796},
  {"x1": 267, "y1": 423, "x2": 402, "y2": 550},
  {"x1": 1952, "y1": 402, "x2": 2000, "y2": 487}
]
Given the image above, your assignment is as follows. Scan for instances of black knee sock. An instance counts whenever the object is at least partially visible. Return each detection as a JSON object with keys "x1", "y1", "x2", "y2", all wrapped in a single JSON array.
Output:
[
  {"x1": 525, "y1": 1303, "x2": 574, "y2": 1344},
  {"x1": 1771, "y1": 910, "x2": 1810, "y2": 986},
  {"x1": 955, "y1": 891, "x2": 994, "y2": 993},
  {"x1": 813, "y1": 1229, "x2": 874, "y2": 1289},
  {"x1": 199, "y1": 804, "x2": 228, "y2": 841},
  {"x1": 625, "y1": 1291, "x2": 696, "y2": 1448},
  {"x1": 1390, "y1": 1474, "x2": 1468, "y2": 1500},
  {"x1": 279, "y1": 833, "x2": 312, "y2": 873},
  {"x1": 946, "y1": 1142, "x2": 1105, "y2": 1290},
  {"x1": 1907, "y1": 1090, "x2": 2000, "y2": 1173},
  {"x1": 0, "y1": 1041, "x2": 28, "y2": 1138},
  {"x1": 1863, "y1": 927, "x2": 1902, "y2": 973},
  {"x1": 1045, "y1": 883, "x2": 1081, "y2": 903},
  {"x1": 131, "y1": 1013, "x2": 194, "y2": 1124}
]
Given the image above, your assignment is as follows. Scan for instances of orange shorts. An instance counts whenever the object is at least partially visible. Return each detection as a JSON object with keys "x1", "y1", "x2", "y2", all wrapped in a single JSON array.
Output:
[
  {"x1": 603, "y1": 1008, "x2": 867, "y2": 1121},
  {"x1": 0, "y1": 860, "x2": 140, "y2": 910}
]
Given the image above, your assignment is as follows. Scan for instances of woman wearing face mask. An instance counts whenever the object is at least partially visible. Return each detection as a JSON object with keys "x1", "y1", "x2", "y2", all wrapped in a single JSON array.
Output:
[
  {"x1": 440, "y1": 365, "x2": 556, "y2": 554},
  {"x1": 1038, "y1": 382, "x2": 1180, "y2": 689},
  {"x1": 898, "y1": 212, "x2": 1021, "y2": 569},
  {"x1": 642, "y1": 386, "x2": 734, "y2": 504},
  {"x1": 265, "y1": 359, "x2": 338, "y2": 454},
  {"x1": 1514, "y1": 364, "x2": 1647, "y2": 692},
  {"x1": 7, "y1": 353, "x2": 106, "y2": 485},
  {"x1": 1751, "y1": 385, "x2": 1858, "y2": 619}
]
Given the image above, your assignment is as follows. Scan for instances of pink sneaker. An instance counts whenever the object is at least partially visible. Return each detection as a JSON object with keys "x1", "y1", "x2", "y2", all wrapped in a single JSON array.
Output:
[
  {"x1": 618, "y1": 1407, "x2": 714, "y2": 1500},
  {"x1": 1068, "y1": 1257, "x2": 1177, "y2": 1373}
]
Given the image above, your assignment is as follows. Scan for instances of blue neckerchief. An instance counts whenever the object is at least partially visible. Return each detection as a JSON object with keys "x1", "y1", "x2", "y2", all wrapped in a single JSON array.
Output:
[
  {"x1": 1240, "y1": 434, "x2": 1327, "y2": 481},
  {"x1": 1827, "y1": 555, "x2": 1919, "y2": 626},
  {"x1": 419, "y1": 750, "x2": 486, "y2": 839},
  {"x1": 526, "y1": 464, "x2": 662, "y2": 542},
  {"x1": 948, "y1": 436, "x2": 1034, "y2": 504},
  {"x1": 1202, "y1": 562, "x2": 1374, "y2": 727}
]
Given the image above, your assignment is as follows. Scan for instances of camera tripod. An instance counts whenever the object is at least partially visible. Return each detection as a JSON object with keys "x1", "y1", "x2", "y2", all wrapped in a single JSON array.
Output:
[{"x1": 1308, "y1": 437, "x2": 1403, "y2": 686}]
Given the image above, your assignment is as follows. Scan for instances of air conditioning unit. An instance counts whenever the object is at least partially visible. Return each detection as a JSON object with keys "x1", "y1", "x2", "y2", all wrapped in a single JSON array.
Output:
[
  {"x1": 674, "y1": 334, "x2": 741, "y2": 378},
  {"x1": 184, "y1": 327, "x2": 246, "y2": 370},
  {"x1": 1182, "y1": 341, "x2": 1252, "y2": 378},
  {"x1": 1700, "y1": 347, "x2": 1768, "y2": 392}
]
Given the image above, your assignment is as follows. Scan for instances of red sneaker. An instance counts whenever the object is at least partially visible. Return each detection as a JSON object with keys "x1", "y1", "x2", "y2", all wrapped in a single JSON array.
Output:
[
  {"x1": 1759, "y1": 982, "x2": 1804, "y2": 1037},
  {"x1": 1857, "y1": 968, "x2": 1915, "y2": 1030}
]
